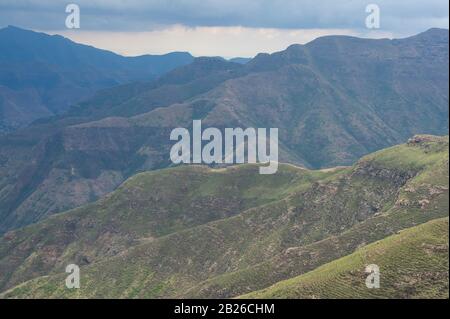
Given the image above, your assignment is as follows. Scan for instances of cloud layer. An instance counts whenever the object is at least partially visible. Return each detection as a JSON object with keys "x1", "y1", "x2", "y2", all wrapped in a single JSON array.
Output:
[{"x1": 1, "y1": 0, "x2": 448, "y2": 33}]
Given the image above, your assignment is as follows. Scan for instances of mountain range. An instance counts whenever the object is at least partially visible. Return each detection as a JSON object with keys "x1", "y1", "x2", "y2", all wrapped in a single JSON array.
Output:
[
  {"x1": 0, "y1": 28, "x2": 448, "y2": 235},
  {"x1": 0, "y1": 27, "x2": 448, "y2": 299},
  {"x1": 0, "y1": 25, "x2": 194, "y2": 134}
]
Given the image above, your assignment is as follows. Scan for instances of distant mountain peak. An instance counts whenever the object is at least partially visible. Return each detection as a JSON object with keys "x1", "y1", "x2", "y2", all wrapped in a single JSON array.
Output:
[
  {"x1": 413, "y1": 27, "x2": 449, "y2": 37},
  {"x1": 4, "y1": 25, "x2": 23, "y2": 30},
  {"x1": 1, "y1": 25, "x2": 27, "y2": 35},
  {"x1": 424, "y1": 27, "x2": 449, "y2": 33},
  {"x1": 0, "y1": 24, "x2": 70, "y2": 45},
  {"x1": 405, "y1": 27, "x2": 449, "y2": 43},
  {"x1": 2, "y1": 25, "x2": 42, "y2": 34}
]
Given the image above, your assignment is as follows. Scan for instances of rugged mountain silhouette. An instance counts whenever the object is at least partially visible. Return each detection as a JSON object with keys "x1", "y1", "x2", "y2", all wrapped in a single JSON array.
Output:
[{"x1": 0, "y1": 26, "x2": 194, "y2": 133}]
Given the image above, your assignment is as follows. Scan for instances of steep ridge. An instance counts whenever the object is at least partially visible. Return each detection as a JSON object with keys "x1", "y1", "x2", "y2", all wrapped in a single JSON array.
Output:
[{"x1": 0, "y1": 135, "x2": 447, "y2": 298}]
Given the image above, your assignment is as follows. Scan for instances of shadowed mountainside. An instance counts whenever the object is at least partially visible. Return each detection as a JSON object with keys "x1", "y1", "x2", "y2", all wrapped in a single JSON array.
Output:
[{"x1": 0, "y1": 26, "x2": 194, "y2": 133}]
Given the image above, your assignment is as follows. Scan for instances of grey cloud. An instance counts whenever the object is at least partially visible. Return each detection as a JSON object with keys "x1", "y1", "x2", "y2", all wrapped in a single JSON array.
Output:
[{"x1": 0, "y1": 0, "x2": 448, "y2": 34}]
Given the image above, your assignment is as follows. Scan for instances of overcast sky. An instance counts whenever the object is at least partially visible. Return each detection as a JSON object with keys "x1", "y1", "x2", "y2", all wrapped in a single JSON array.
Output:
[{"x1": 0, "y1": 0, "x2": 448, "y2": 57}]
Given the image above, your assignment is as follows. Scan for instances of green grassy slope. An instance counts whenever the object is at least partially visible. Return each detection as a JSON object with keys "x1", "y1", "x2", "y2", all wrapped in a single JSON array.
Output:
[
  {"x1": 0, "y1": 135, "x2": 448, "y2": 298},
  {"x1": 0, "y1": 164, "x2": 335, "y2": 293},
  {"x1": 241, "y1": 217, "x2": 449, "y2": 299},
  {"x1": 180, "y1": 136, "x2": 449, "y2": 298}
]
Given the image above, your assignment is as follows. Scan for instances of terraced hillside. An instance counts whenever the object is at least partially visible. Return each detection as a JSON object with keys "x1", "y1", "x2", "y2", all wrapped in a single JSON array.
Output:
[
  {"x1": 0, "y1": 135, "x2": 448, "y2": 298},
  {"x1": 242, "y1": 218, "x2": 449, "y2": 299}
]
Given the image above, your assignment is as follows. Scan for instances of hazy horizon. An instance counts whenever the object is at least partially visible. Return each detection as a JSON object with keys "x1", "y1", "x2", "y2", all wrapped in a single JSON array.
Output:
[
  {"x1": 3, "y1": 24, "x2": 448, "y2": 59},
  {"x1": 1, "y1": 0, "x2": 448, "y2": 57}
]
